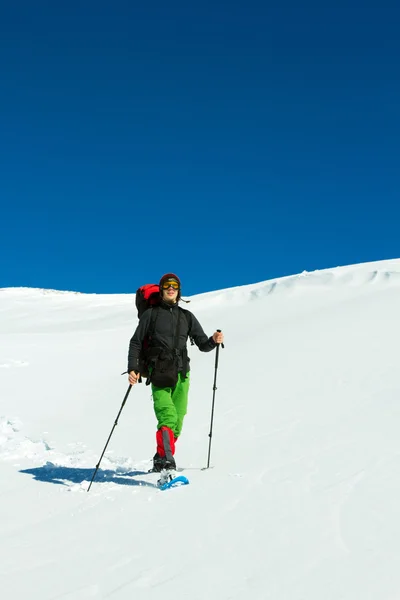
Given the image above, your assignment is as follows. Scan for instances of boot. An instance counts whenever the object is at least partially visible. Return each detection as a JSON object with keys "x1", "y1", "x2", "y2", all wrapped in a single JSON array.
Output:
[
  {"x1": 152, "y1": 452, "x2": 166, "y2": 473},
  {"x1": 152, "y1": 452, "x2": 177, "y2": 473},
  {"x1": 164, "y1": 456, "x2": 176, "y2": 471}
]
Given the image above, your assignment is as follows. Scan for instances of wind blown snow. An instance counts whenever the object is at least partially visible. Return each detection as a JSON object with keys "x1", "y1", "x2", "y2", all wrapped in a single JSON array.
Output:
[{"x1": 1, "y1": 258, "x2": 400, "y2": 600}]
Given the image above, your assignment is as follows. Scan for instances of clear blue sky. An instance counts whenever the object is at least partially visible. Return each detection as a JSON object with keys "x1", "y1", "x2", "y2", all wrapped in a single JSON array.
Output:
[{"x1": 1, "y1": 1, "x2": 399, "y2": 296}]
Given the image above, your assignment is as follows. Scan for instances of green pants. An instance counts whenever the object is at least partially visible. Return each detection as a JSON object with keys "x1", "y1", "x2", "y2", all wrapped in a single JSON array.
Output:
[{"x1": 152, "y1": 372, "x2": 190, "y2": 438}]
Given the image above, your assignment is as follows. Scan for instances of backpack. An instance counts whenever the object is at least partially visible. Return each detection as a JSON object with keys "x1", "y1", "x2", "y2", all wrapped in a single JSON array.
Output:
[
  {"x1": 135, "y1": 284, "x2": 194, "y2": 381},
  {"x1": 135, "y1": 283, "x2": 161, "y2": 318}
]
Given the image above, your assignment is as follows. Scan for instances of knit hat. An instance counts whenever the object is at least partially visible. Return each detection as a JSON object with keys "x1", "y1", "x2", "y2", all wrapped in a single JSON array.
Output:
[{"x1": 159, "y1": 273, "x2": 181, "y2": 299}]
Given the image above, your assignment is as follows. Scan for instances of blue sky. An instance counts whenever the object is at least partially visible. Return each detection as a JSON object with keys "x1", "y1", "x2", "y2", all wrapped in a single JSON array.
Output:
[{"x1": 1, "y1": 1, "x2": 399, "y2": 296}]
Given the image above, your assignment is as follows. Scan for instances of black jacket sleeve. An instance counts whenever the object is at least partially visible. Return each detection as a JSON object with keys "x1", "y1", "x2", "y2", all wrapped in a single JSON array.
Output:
[
  {"x1": 189, "y1": 312, "x2": 217, "y2": 352},
  {"x1": 127, "y1": 310, "x2": 152, "y2": 373}
]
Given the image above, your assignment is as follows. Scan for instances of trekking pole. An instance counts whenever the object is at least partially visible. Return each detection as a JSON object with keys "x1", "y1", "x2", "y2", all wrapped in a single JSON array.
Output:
[
  {"x1": 87, "y1": 384, "x2": 132, "y2": 492},
  {"x1": 206, "y1": 331, "x2": 224, "y2": 469}
]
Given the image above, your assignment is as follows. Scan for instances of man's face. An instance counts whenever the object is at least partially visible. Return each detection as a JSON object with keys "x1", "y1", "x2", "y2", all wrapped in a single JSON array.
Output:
[{"x1": 162, "y1": 281, "x2": 179, "y2": 304}]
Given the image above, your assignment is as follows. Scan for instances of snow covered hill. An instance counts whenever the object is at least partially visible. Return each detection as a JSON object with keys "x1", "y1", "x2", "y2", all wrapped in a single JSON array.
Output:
[{"x1": 2, "y1": 258, "x2": 400, "y2": 600}]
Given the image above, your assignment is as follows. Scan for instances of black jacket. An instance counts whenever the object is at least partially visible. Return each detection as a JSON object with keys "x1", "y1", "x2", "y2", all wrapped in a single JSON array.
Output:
[{"x1": 127, "y1": 301, "x2": 216, "y2": 373}]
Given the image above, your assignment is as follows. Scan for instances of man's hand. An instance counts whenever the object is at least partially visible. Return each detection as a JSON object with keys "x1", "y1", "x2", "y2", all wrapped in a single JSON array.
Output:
[
  {"x1": 128, "y1": 371, "x2": 140, "y2": 385},
  {"x1": 212, "y1": 330, "x2": 224, "y2": 345}
]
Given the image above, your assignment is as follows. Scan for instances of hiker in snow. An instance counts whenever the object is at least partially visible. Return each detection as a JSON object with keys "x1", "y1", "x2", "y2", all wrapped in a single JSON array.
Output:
[{"x1": 127, "y1": 273, "x2": 224, "y2": 472}]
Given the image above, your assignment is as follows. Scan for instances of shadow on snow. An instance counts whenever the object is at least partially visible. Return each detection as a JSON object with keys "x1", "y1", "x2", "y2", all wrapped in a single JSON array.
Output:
[{"x1": 19, "y1": 464, "x2": 158, "y2": 488}]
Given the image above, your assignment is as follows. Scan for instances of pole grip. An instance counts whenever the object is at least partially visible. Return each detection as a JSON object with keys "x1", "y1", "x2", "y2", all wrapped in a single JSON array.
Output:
[{"x1": 216, "y1": 329, "x2": 225, "y2": 349}]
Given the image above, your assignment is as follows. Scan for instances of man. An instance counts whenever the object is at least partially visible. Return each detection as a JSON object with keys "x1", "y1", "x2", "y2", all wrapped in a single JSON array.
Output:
[{"x1": 128, "y1": 273, "x2": 224, "y2": 473}]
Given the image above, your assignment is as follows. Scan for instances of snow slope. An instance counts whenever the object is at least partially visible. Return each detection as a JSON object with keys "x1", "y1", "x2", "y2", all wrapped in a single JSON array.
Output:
[{"x1": 1, "y1": 258, "x2": 400, "y2": 600}]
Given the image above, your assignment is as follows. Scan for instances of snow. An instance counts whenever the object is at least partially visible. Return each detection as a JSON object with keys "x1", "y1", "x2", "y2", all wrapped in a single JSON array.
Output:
[{"x1": 1, "y1": 258, "x2": 400, "y2": 599}]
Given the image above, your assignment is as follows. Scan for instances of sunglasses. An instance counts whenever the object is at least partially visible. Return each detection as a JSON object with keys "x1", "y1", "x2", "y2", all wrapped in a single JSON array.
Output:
[{"x1": 162, "y1": 281, "x2": 179, "y2": 290}]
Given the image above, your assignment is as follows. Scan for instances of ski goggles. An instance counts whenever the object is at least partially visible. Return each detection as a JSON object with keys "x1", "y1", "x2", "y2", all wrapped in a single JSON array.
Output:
[{"x1": 162, "y1": 280, "x2": 179, "y2": 290}]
